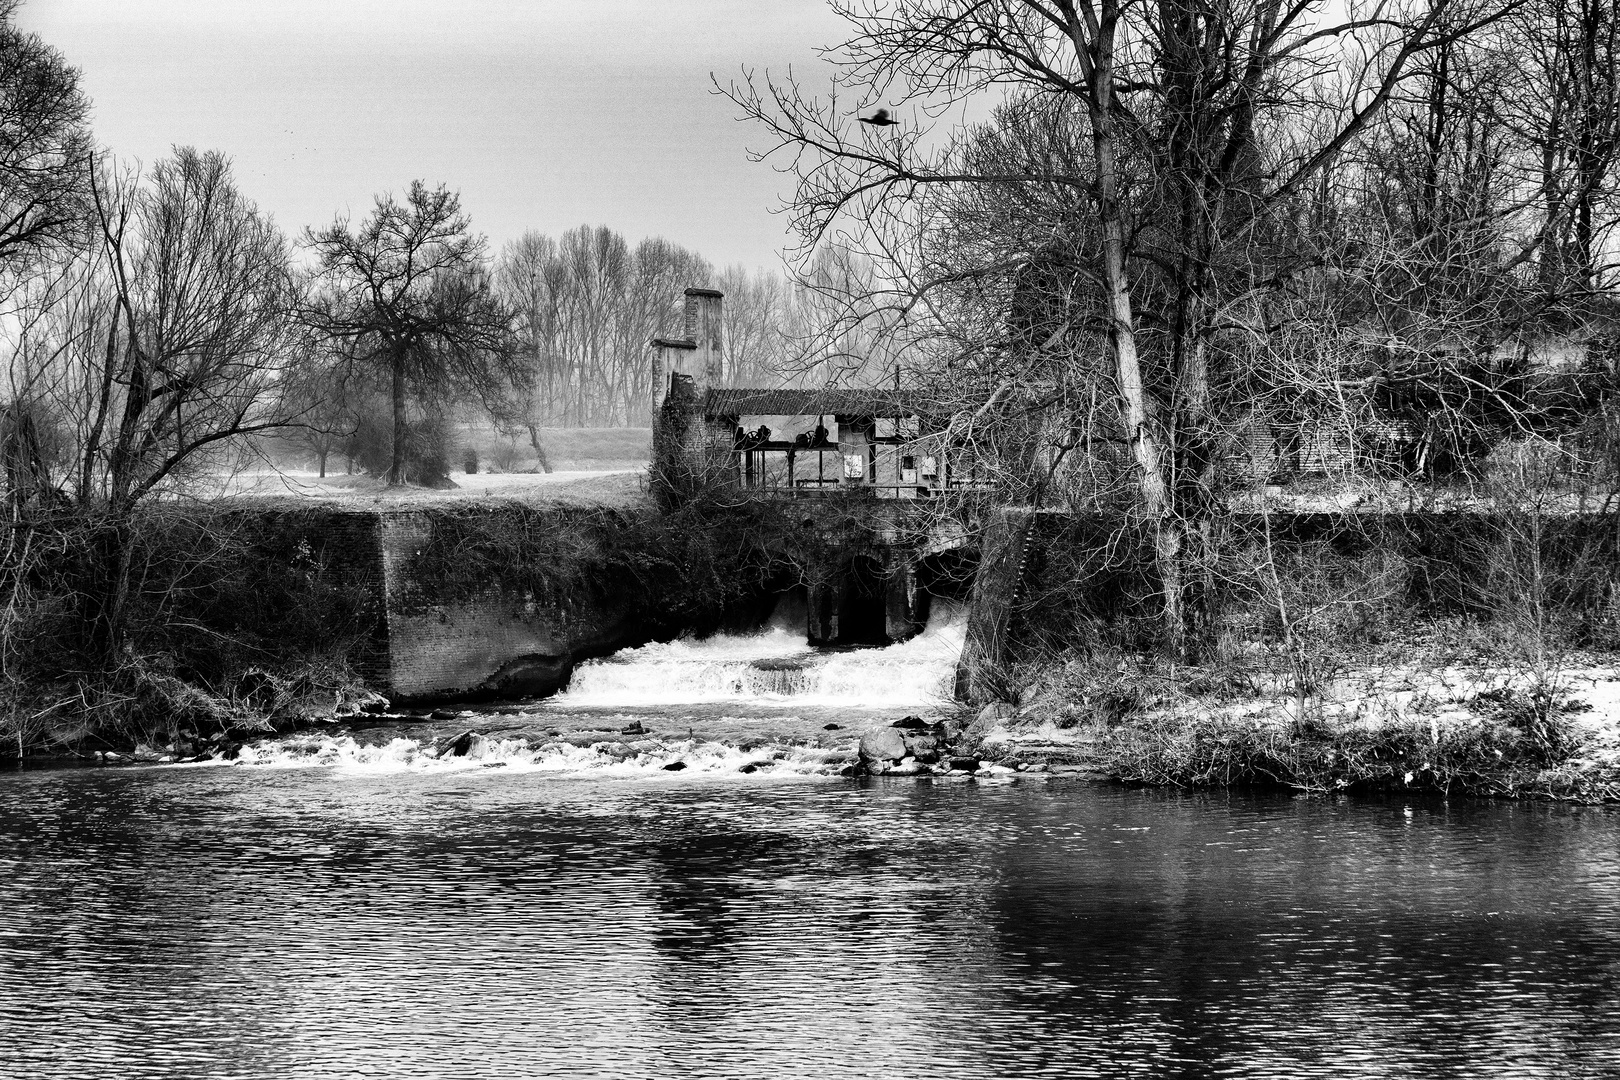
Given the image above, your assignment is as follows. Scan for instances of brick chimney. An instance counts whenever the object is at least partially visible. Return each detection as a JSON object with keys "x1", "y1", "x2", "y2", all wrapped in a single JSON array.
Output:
[{"x1": 684, "y1": 288, "x2": 724, "y2": 389}]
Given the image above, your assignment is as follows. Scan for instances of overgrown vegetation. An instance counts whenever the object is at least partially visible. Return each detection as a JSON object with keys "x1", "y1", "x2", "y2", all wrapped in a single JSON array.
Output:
[
  {"x1": 0, "y1": 505, "x2": 385, "y2": 757},
  {"x1": 402, "y1": 487, "x2": 897, "y2": 642},
  {"x1": 983, "y1": 505, "x2": 1620, "y2": 799}
]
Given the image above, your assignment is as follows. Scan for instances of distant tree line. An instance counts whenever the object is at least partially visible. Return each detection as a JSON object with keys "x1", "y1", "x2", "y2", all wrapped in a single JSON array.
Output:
[{"x1": 491, "y1": 228, "x2": 895, "y2": 431}]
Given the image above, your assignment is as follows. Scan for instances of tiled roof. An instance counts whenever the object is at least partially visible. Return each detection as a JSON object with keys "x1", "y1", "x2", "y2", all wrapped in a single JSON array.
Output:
[{"x1": 703, "y1": 387, "x2": 930, "y2": 418}]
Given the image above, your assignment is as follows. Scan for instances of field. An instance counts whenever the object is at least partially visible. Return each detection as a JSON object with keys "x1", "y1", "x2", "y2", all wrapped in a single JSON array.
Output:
[
  {"x1": 234, "y1": 425, "x2": 654, "y2": 508},
  {"x1": 455, "y1": 424, "x2": 651, "y2": 473}
]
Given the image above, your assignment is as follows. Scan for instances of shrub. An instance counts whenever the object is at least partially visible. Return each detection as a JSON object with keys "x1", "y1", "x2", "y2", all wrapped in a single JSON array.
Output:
[{"x1": 347, "y1": 412, "x2": 454, "y2": 486}]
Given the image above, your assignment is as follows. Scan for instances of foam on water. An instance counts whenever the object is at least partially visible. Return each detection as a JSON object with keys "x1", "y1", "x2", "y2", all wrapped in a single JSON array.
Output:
[
  {"x1": 229, "y1": 597, "x2": 965, "y2": 775},
  {"x1": 554, "y1": 599, "x2": 967, "y2": 708},
  {"x1": 233, "y1": 732, "x2": 852, "y2": 778}
]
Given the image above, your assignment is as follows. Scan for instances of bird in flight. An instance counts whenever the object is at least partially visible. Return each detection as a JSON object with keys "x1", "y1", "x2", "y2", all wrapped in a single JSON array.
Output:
[{"x1": 858, "y1": 108, "x2": 898, "y2": 127}]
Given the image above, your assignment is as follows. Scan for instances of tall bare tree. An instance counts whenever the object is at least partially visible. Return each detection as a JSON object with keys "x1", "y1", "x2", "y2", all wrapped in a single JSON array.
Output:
[
  {"x1": 0, "y1": 0, "x2": 91, "y2": 288},
  {"x1": 4, "y1": 149, "x2": 301, "y2": 653},
  {"x1": 495, "y1": 226, "x2": 713, "y2": 426},
  {"x1": 726, "y1": 0, "x2": 1515, "y2": 657},
  {"x1": 303, "y1": 182, "x2": 518, "y2": 485}
]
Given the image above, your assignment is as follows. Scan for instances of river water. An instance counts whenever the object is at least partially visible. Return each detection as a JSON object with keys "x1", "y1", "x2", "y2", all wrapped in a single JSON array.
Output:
[{"x1": 2, "y1": 615, "x2": 1618, "y2": 1078}]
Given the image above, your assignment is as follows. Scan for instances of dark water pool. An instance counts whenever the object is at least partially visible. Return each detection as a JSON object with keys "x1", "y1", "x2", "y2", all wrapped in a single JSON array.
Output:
[{"x1": 0, "y1": 765, "x2": 1616, "y2": 1078}]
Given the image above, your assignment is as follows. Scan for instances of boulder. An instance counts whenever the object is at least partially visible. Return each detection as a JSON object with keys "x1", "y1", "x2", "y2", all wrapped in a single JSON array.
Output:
[
  {"x1": 858, "y1": 727, "x2": 908, "y2": 763},
  {"x1": 435, "y1": 729, "x2": 477, "y2": 758},
  {"x1": 593, "y1": 742, "x2": 635, "y2": 762},
  {"x1": 887, "y1": 757, "x2": 923, "y2": 775},
  {"x1": 662, "y1": 760, "x2": 687, "y2": 771},
  {"x1": 976, "y1": 702, "x2": 1017, "y2": 726},
  {"x1": 901, "y1": 732, "x2": 939, "y2": 758},
  {"x1": 359, "y1": 698, "x2": 390, "y2": 715},
  {"x1": 892, "y1": 715, "x2": 931, "y2": 730}
]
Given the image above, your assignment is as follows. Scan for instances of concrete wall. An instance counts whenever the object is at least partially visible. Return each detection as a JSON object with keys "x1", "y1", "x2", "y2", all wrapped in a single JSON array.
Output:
[
  {"x1": 229, "y1": 497, "x2": 977, "y2": 705},
  {"x1": 215, "y1": 505, "x2": 643, "y2": 705},
  {"x1": 374, "y1": 511, "x2": 641, "y2": 703},
  {"x1": 954, "y1": 508, "x2": 1035, "y2": 704}
]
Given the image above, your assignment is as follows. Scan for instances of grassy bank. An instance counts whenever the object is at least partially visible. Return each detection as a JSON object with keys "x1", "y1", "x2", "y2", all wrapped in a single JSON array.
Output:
[{"x1": 968, "y1": 638, "x2": 1620, "y2": 802}]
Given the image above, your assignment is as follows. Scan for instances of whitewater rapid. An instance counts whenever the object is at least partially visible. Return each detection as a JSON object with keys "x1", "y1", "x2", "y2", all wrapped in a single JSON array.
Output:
[
  {"x1": 224, "y1": 597, "x2": 967, "y2": 776},
  {"x1": 234, "y1": 732, "x2": 858, "y2": 778},
  {"x1": 552, "y1": 599, "x2": 967, "y2": 709}
]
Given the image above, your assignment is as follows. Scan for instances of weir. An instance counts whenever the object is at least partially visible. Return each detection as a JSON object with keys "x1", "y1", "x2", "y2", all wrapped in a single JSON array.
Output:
[{"x1": 554, "y1": 598, "x2": 967, "y2": 710}]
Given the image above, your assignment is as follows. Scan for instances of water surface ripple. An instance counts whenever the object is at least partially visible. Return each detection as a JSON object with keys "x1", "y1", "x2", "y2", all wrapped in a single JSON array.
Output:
[{"x1": 1, "y1": 768, "x2": 1616, "y2": 1078}]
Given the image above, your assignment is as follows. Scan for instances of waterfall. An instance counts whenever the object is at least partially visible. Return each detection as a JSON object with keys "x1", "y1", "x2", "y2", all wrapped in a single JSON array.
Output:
[{"x1": 554, "y1": 600, "x2": 967, "y2": 709}]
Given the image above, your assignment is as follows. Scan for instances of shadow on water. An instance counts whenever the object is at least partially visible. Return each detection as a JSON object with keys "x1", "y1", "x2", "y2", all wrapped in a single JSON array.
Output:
[{"x1": 0, "y1": 767, "x2": 1616, "y2": 1078}]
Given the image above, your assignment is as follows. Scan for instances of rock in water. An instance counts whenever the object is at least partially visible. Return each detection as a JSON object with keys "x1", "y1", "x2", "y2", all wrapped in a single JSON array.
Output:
[
  {"x1": 662, "y1": 760, "x2": 687, "y2": 771},
  {"x1": 901, "y1": 732, "x2": 939, "y2": 758},
  {"x1": 949, "y1": 756, "x2": 981, "y2": 772},
  {"x1": 858, "y1": 727, "x2": 908, "y2": 763},
  {"x1": 435, "y1": 730, "x2": 476, "y2": 758},
  {"x1": 823, "y1": 723, "x2": 841, "y2": 731}
]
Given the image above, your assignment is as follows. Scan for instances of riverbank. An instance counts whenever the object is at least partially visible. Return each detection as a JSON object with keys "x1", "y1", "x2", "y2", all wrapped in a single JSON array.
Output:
[
  {"x1": 29, "y1": 677, "x2": 1620, "y2": 805},
  {"x1": 25, "y1": 626, "x2": 1620, "y2": 804},
  {"x1": 964, "y1": 645, "x2": 1620, "y2": 803}
]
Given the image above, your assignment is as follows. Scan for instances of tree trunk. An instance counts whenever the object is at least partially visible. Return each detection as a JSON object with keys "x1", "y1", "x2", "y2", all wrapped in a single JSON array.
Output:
[
  {"x1": 525, "y1": 422, "x2": 554, "y2": 474},
  {"x1": 88, "y1": 512, "x2": 134, "y2": 664},
  {"x1": 1083, "y1": 60, "x2": 1182, "y2": 655},
  {"x1": 1174, "y1": 331, "x2": 1219, "y2": 660},
  {"x1": 317, "y1": 447, "x2": 328, "y2": 479},
  {"x1": 388, "y1": 346, "x2": 407, "y2": 486}
]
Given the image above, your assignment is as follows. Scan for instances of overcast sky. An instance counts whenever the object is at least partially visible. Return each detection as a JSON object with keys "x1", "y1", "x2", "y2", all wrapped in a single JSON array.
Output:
[{"x1": 18, "y1": 0, "x2": 848, "y2": 271}]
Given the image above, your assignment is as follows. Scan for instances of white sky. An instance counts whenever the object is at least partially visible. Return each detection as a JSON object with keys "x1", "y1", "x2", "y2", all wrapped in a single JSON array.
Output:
[{"x1": 18, "y1": 0, "x2": 849, "y2": 271}]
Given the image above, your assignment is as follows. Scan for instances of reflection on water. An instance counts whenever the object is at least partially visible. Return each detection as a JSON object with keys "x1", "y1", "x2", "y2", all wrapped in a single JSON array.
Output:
[{"x1": 0, "y1": 768, "x2": 1617, "y2": 1079}]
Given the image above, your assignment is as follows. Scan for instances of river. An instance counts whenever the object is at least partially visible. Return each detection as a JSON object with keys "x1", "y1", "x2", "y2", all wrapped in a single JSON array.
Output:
[{"x1": 1, "y1": 613, "x2": 1617, "y2": 1078}]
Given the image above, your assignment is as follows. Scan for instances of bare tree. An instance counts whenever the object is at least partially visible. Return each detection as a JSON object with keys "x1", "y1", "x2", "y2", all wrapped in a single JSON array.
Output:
[
  {"x1": 4, "y1": 149, "x2": 301, "y2": 654},
  {"x1": 494, "y1": 226, "x2": 715, "y2": 426},
  {"x1": 0, "y1": 1, "x2": 91, "y2": 287},
  {"x1": 303, "y1": 182, "x2": 518, "y2": 485},
  {"x1": 724, "y1": 0, "x2": 1516, "y2": 658},
  {"x1": 1513, "y1": 0, "x2": 1620, "y2": 302},
  {"x1": 280, "y1": 343, "x2": 365, "y2": 478}
]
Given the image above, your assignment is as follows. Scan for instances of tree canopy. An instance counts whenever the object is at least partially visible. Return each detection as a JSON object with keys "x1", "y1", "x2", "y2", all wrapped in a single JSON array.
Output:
[
  {"x1": 303, "y1": 181, "x2": 518, "y2": 485},
  {"x1": 0, "y1": 0, "x2": 91, "y2": 285}
]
